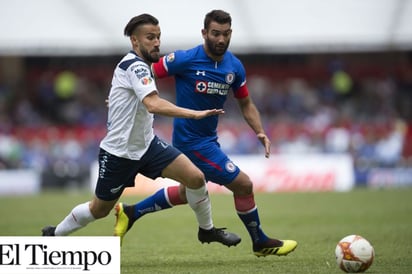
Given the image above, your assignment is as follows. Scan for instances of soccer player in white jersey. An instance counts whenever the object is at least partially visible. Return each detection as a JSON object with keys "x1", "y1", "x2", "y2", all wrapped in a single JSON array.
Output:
[{"x1": 41, "y1": 13, "x2": 241, "y2": 247}]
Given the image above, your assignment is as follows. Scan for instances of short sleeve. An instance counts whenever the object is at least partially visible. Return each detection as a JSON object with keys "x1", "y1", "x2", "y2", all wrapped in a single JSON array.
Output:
[{"x1": 127, "y1": 61, "x2": 158, "y2": 101}]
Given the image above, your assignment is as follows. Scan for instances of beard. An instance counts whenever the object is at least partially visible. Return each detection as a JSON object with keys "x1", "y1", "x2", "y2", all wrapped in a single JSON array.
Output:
[
  {"x1": 205, "y1": 39, "x2": 229, "y2": 57},
  {"x1": 140, "y1": 47, "x2": 160, "y2": 63}
]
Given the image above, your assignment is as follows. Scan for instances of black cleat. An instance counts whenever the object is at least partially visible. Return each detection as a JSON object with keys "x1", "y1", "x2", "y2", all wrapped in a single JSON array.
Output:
[
  {"x1": 42, "y1": 226, "x2": 56, "y2": 236},
  {"x1": 198, "y1": 227, "x2": 241, "y2": 247}
]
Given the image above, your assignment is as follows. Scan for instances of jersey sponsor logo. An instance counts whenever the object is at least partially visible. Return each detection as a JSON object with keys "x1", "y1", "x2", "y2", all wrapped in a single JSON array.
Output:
[
  {"x1": 225, "y1": 73, "x2": 235, "y2": 84},
  {"x1": 195, "y1": 80, "x2": 230, "y2": 95},
  {"x1": 225, "y1": 160, "x2": 236, "y2": 173},
  {"x1": 166, "y1": 52, "x2": 175, "y2": 63},
  {"x1": 141, "y1": 76, "x2": 153, "y2": 85},
  {"x1": 132, "y1": 64, "x2": 150, "y2": 78},
  {"x1": 99, "y1": 154, "x2": 108, "y2": 179}
]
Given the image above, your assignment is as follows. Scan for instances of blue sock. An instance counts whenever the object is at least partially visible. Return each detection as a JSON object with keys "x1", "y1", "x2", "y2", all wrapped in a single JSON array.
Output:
[
  {"x1": 237, "y1": 208, "x2": 269, "y2": 244},
  {"x1": 132, "y1": 188, "x2": 172, "y2": 221}
]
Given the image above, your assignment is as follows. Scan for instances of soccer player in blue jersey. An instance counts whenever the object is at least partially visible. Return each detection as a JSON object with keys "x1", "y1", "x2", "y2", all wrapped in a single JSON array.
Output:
[
  {"x1": 114, "y1": 10, "x2": 297, "y2": 256},
  {"x1": 41, "y1": 13, "x2": 241, "y2": 248}
]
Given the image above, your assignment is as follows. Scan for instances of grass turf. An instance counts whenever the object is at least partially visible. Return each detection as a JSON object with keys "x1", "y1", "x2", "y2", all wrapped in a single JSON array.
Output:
[{"x1": 1, "y1": 187, "x2": 411, "y2": 273}]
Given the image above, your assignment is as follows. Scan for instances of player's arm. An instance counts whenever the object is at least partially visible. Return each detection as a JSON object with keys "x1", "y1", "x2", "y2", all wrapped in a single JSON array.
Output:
[
  {"x1": 151, "y1": 56, "x2": 169, "y2": 79},
  {"x1": 237, "y1": 96, "x2": 271, "y2": 158},
  {"x1": 152, "y1": 51, "x2": 187, "y2": 79},
  {"x1": 143, "y1": 91, "x2": 224, "y2": 119}
]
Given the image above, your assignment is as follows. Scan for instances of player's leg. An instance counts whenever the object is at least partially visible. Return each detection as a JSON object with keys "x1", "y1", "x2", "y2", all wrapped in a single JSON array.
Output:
[
  {"x1": 113, "y1": 185, "x2": 187, "y2": 246},
  {"x1": 43, "y1": 197, "x2": 117, "y2": 236},
  {"x1": 185, "y1": 144, "x2": 297, "y2": 256},
  {"x1": 162, "y1": 154, "x2": 213, "y2": 229},
  {"x1": 118, "y1": 184, "x2": 187, "y2": 222},
  {"x1": 116, "y1": 164, "x2": 240, "y2": 246},
  {"x1": 42, "y1": 148, "x2": 133, "y2": 237},
  {"x1": 161, "y1": 153, "x2": 241, "y2": 246},
  {"x1": 113, "y1": 138, "x2": 189, "y2": 243},
  {"x1": 225, "y1": 171, "x2": 297, "y2": 256},
  {"x1": 114, "y1": 184, "x2": 187, "y2": 245},
  {"x1": 114, "y1": 137, "x2": 240, "y2": 246}
]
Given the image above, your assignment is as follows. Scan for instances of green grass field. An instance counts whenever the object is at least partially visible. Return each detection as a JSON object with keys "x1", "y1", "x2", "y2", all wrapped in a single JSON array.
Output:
[{"x1": 1, "y1": 187, "x2": 412, "y2": 273}]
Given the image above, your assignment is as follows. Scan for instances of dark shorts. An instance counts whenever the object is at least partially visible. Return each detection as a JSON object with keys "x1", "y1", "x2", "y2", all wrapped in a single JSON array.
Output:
[
  {"x1": 95, "y1": 136, "x2": 181, "y2": 201},
  {"x1": 178, "y1": 142, "x2": 240, "y2": 185}
]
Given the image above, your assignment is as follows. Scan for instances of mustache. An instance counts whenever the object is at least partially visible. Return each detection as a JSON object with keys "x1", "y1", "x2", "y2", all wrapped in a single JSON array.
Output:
[{"x1": 215, "y1": 41, "x2": 228, "y2": 49}]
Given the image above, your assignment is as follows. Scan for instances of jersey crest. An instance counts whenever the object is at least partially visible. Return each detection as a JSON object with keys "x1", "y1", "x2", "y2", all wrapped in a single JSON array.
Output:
[
  {"x1": 225, "y1": 73, "x2": 235, "y2": 84},
  {"x1": 225, "y1": 160, "x2": 236, "y2": 173}
]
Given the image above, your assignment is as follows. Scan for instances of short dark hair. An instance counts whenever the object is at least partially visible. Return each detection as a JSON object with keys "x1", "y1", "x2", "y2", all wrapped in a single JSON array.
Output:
[
  {"x1": 124, "y1": 14, "x2": 159, "y2": 36},
  {"x1": 204, "y1": 10, "x2": 232, "y2": 29}
]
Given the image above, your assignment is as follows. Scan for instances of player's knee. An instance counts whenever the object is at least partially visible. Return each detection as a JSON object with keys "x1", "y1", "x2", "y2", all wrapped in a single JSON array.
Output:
[
  {"x1": 235, "y1": 182, "x2": 253, "y2": 195},
  {"x1": 239, "y1": 172, "x2": 254, "y2": 193},
  {"x1": 186, "y1": 169, "x2": 206, "y2": 189},
  {"x1": 229, "y1": 176, "x2": 254, "y2": 196}
]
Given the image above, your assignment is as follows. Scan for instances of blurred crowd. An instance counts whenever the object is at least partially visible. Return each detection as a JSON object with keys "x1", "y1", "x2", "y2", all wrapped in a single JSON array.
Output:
[{"x1": 0, "y1": 53, "x2": 411, "y2": 187}]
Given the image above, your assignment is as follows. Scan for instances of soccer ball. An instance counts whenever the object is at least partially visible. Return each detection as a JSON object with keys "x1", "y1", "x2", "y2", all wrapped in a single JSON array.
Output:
[{"x1": 335, "y1": 235, "x2": 374, "y2": 273}]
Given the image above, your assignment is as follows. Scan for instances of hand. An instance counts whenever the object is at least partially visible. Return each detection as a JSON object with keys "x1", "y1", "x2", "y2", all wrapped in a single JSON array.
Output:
[
  {"x1": 257, "y1": 133, "x2": 271, "y2": 158},
  {"x1": 193, "y1": 109, "x2": 225, "y2": 119}
]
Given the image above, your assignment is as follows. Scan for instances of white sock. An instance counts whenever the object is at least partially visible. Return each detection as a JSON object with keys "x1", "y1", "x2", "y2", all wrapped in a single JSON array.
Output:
[
  {"x1": 55, "y1": 202, "x2": 95, "y2": 236},
  {"x1": 185, "y1": 185, "x2": 213, "y2": 230}
]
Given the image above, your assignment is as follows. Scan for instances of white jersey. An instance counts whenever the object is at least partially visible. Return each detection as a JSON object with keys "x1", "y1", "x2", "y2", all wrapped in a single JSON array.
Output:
[{"x1": 100, "y1": 51, "x2": 158, "y2": 160}]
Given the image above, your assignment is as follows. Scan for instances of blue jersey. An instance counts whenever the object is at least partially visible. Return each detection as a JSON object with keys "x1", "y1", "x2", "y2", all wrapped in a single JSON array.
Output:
[{"x1": 153, "y1": 45, "x2": 249, "y2": 150}]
